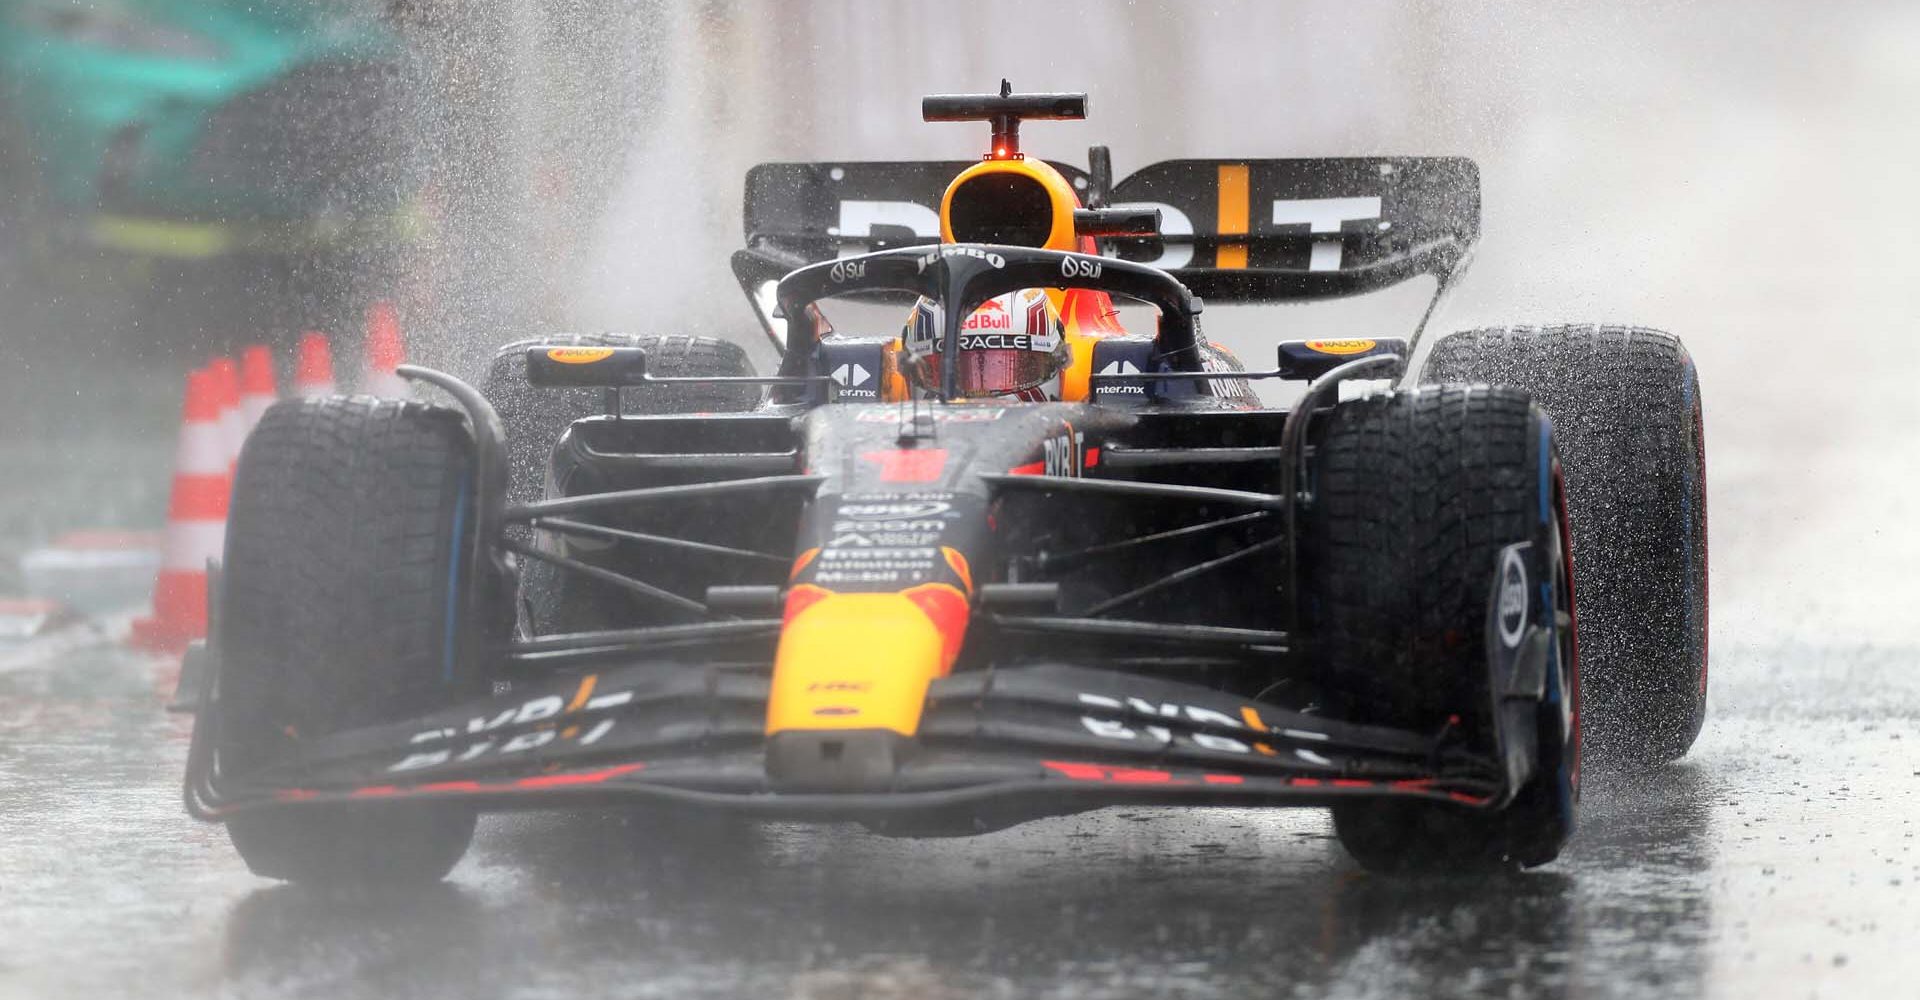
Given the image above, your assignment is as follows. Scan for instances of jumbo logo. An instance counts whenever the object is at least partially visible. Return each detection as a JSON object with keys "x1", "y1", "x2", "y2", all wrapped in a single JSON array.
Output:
[
  {"x1": 1305, "y1": 339, "x2": 1377, "y2": 356},
  {"x1": 546, "y1": 347, "x2": 615, "y2": 364},
  {"x1": 924, "y1": 246, "x2": 1005, "y2": 269}
]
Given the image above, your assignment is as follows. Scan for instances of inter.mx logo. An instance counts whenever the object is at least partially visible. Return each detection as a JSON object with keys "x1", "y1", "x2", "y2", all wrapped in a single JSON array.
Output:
[{"x1": 1096, "y1": 360, "x2": 1146, "y2": 395}]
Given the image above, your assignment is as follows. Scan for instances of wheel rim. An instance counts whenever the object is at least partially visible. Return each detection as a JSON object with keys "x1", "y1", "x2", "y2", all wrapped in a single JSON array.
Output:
[{"x1": 1551, "y1": 458, "x2": 1582, "y2": 802}]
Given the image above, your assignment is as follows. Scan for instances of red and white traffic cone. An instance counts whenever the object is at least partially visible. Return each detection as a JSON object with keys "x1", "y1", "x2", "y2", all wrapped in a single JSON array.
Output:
[
  {"x1": 205, "y1": 356, "x2": 245, "y2": 470},
  {"x1": 293, "y1": 331, "x2": 336, "y2": 398},
  {"x1": 131, "y1": 368, "x2": 230, "y2": 654},
  {"x1": 238, "y1": 344, "x2": 277, "y2": 431},
  {"x1": 362, "y1": 300, "x2": 409, "y2": 397}
]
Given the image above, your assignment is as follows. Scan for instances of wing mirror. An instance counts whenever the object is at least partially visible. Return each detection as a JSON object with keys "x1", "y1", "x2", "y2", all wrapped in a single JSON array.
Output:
[
  {"x1": 1275, "y1": 338, "x2": 1408, "y2": 380},
  {"x1": 1073, "y1": 207, "x2": 1161, "y2": 239},
  {"x1": 523, "y1": 346, "x2": 650, "y2": 387}
]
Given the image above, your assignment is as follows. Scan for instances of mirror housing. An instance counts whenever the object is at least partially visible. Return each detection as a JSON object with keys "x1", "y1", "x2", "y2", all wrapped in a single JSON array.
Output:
[
  {"x1": 1275, "y1": 338, "x2": 1408, "y2": 380},
  {"x1": 524, "y1": 346, "x2": 650, "y2": 387},
  {"x1": 1073, "y1": 207, "x2": 1161, "y2": 239}
]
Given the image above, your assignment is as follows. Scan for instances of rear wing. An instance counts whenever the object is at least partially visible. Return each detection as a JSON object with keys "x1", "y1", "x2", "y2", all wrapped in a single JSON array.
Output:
[
  {"x1": 1104, "y1": 157, "x2": 1478, "y2": 301},
  {"x1": 739, "y1": 160, "x2": 1088, "y2": 259},
  {"x1": 736, "y1": 156, "x2": 1478, "y2": 306}
]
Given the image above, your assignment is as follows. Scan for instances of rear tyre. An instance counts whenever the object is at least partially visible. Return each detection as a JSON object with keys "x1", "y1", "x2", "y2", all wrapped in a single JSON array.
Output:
[
  {"x1": 218, "y1": 397, "x2": 490, "y2": 884},
  {"x1": 483, "y1": 333, "x2": 761, "y2": 508},
  {"x1": 482, "y1": 333, "x2": 759, "y2": 634},
  {"x1": 1421, "y1": 326, "x2": 1707, "y2": 766},
  {"x1": 1300, "y1": 387, "x2": 1580, "y2": 871}
]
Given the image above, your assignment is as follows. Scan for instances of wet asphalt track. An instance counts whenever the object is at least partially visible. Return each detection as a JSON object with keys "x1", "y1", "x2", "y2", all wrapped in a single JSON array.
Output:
[
  {"x1": 7, "y1": 2, "x2": 1920, "y2": 997},
  {"x1": 1, "y1": 642, "x2": 1915, "y2": 999}
]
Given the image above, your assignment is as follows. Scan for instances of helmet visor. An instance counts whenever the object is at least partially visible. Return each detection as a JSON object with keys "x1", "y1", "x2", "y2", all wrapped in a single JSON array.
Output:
[{"x1": 904, "y1": 290, "x2": 1065, "y2": 398}]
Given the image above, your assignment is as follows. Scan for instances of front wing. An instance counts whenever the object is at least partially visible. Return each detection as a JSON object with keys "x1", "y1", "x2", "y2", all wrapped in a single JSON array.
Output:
[{"x1": 189, "y1": 662, "x2": 1508, "y2": 827}]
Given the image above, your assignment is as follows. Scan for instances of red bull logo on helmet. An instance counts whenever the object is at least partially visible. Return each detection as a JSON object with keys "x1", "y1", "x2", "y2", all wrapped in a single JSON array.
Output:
[
  {"x1": 961, "y1": 299, "x2": 1012, "y2": 331},
  {"x1": 907, "y1": 290, "x2": 1060, "y2": 356}
]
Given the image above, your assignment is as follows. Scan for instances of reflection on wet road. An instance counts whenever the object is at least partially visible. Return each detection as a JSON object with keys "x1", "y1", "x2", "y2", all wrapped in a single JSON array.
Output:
[{"x1": 2, "y1": 644, "x2": 1913, "y2": 998}]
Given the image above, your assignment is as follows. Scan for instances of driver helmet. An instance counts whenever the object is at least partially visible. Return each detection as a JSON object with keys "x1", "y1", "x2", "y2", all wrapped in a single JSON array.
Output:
[{"x1": 902, "y1": 288, "x2": 1068, "y2": 399}]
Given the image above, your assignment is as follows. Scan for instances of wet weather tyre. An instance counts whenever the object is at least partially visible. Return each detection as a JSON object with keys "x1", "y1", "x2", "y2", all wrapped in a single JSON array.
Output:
[
  {"x1": 1421, "y1": 326, "x2": 1707, "y2": 766},
  {"x1": 1300, "y1": 386, "x2": 1580, "y2": 870},
  {"x1": 216, "y1": 397, "x2": 489, "y2": 884},
  {"x1": 483, "y1": 333, "x2": 760, "y2": 508}
]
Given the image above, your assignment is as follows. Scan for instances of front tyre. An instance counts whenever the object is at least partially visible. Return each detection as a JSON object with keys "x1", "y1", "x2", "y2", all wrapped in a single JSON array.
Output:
[
  {"x1": 217, "y1": 397, "x2": 493, "y2": 884},
  {"x1": 1301, "y1": 387, "x2": 1581, "y2": 871}
]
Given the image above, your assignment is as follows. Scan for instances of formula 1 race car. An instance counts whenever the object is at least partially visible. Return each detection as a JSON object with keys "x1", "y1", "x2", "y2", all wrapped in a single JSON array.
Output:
[{"x1": 179, "y1": 85, "x2": 1708, "y2": 882}]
